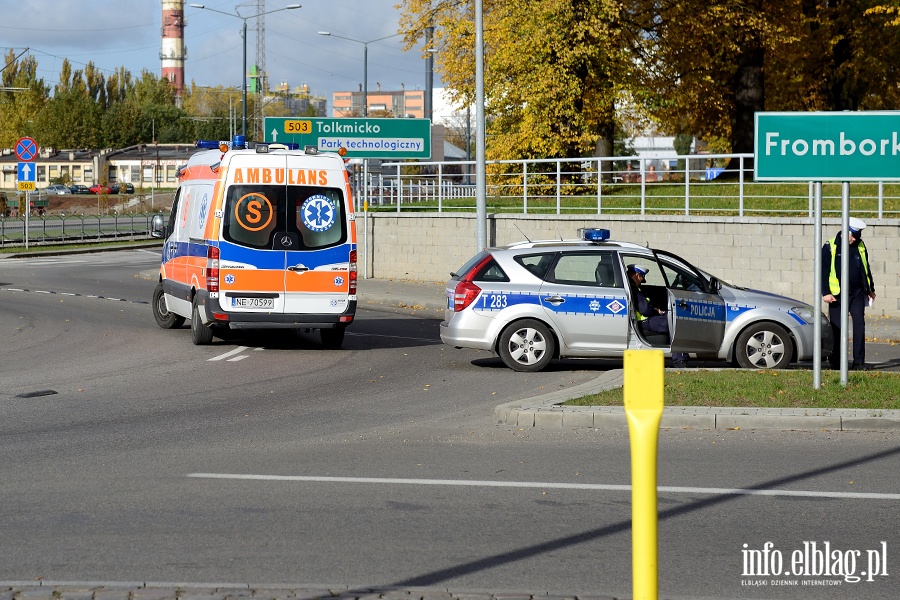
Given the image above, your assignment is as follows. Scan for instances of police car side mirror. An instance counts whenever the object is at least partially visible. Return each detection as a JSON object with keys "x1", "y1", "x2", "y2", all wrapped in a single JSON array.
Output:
[{"x1": 707, "y1": 276, "x2": 722, "y2": 294}]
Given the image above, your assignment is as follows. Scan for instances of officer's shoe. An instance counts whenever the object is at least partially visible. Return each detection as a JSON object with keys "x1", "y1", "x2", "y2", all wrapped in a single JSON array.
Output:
[
  {"x1": 851, "y1": 363, "x2": 872, "y2": 371},
  {"x1": 672, "y1": 359, "x2": 689, "y2": 369}
]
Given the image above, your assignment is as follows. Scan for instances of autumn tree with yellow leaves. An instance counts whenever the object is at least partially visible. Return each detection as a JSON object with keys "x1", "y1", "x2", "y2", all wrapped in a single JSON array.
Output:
[{"x1": 400, "y1": 0, "x2": 900, "y2": 162}]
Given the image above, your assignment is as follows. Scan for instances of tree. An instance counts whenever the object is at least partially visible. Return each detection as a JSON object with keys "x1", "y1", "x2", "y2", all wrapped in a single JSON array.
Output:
[
  {"x1": 0, "y1": 51, "x2": 50, "y2": 147},
  {"x1": 400, "y1": 0, "x2": 630, "y2": 161}
]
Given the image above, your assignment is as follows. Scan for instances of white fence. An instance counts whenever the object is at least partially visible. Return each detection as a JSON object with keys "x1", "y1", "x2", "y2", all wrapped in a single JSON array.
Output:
[{"x1": 353, "y1": 153, "x2": 900, "y2": 218}]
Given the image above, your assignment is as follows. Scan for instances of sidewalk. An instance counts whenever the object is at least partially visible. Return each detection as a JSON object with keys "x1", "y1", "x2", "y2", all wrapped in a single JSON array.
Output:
[
  {"x1": 357, "y1": 277, "x2": 900, "y2": 433},
  {"x1": 0, "y1": 582, "x2": 616, "y2": 600}
]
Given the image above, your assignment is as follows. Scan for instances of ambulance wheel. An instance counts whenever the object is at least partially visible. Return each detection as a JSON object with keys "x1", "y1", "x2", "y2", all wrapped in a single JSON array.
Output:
[
  {"x1": 498, "y1": 319, "x2": 555, "y2": 372},
  {"x1": 735, "y1": 322, "x2": 793, "y2": 370},
  {"x1": 153, "y1": 282, "x2": 185, "y2": 329},
  {"x1": 320, "y1": 326, "x2": 345, "y2": 349},
  {"x1": 191, "y1": 296, "x2": 214, "y2": 346}
]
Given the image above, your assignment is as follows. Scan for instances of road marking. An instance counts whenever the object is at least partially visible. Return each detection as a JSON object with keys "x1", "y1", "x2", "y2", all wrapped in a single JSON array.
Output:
[
  {"x1": 228, "y1": 355, "x2": 249, "y2": 362},
  {"x1": 186, "y1": 473, "x2": 900, "y2": 500},
  {"x1": 208, "y1": 346, "x2": 250, "y2": 362}
]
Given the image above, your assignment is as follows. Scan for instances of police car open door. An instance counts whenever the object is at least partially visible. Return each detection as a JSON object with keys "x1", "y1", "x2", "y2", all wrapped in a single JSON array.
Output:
[{"x1": 655, "y1": 250, "x2": 726, "y2": 353}]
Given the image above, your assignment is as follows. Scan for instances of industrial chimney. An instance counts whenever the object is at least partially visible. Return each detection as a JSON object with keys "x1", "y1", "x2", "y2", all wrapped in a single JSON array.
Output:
[{"x1": 161, "y1": 0, "x2": 186, "y2": 108}]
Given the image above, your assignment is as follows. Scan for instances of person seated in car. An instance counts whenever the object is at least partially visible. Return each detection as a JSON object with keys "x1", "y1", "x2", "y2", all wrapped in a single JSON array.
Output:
[{"x1": 627, "y1": 264, "x2": 689, "y2": 368}]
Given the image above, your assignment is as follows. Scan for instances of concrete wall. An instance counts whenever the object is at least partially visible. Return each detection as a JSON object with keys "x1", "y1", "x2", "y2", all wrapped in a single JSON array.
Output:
[{"x1": 358, "y1": 213, "x2": 900, "y2": 317}]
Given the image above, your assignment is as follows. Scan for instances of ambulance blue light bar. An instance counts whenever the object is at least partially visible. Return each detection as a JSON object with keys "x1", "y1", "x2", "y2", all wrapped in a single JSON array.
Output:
[
  {"x1": 196, "y1": 135, "x2": 247, "y2": 151},
  {"x1": 581, "y1": 228, "x2": 611, "y2": 241}
]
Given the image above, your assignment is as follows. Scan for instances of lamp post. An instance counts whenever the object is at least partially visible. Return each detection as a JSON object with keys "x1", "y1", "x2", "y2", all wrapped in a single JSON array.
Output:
[
  {"x1": 191, "y1": 3, "x2": 301, "y2": 140},
  {"x1": 317, "y1": 31, "x2": 402, "y2": 118}
]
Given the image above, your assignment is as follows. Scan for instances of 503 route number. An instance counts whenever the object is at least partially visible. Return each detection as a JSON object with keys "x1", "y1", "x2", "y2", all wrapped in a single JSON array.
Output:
[{"x1": 284, "y1": 120, "x2": 312, "y2": 134}]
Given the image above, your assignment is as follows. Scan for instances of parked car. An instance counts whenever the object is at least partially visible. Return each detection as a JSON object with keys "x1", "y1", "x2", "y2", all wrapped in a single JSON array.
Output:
[
  {"x1": 440, "y1": 228, "x2": 833, "y2": 371},
  {"x1": 45, "y1": 184, "x2": 72, "y2": 195},
  {"x1": 69, "y1": 184, "x2": 90, "y2": 194},
  {"x1": 110, "y1": 182, "x2": 134, "y2": 194},
  {"x1": 89, "y1": 184, "x2": 111, "y2": 195}
]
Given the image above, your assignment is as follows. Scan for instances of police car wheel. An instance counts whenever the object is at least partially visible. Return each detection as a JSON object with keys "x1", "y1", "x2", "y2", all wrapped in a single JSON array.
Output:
[
  {"x1": 152, "y1": 282, "x2": 185, "y2": 329},
  {"x1": 191, "y1": 296, "x2": 214, "y2": 345},
  {"x1": 735, "y1": 322, "x2": 793, "y2": 369},
  {"x1": 320, "y1": 326, "x2": 345, "y2": 349},
  {"x1": 498, "y1": 319, "x2": 555, "y2": 372}
]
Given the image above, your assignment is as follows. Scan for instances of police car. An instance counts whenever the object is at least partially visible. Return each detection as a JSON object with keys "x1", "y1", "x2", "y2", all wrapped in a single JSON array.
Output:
[{"x1": 440, "y1": 229, "x2": 833, "y2": 371}]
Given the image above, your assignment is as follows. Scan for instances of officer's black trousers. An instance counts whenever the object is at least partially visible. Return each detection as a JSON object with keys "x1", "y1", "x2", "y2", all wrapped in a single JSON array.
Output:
[{"x1": 827, "y1": 288, "x2": 867, "y2": 367}]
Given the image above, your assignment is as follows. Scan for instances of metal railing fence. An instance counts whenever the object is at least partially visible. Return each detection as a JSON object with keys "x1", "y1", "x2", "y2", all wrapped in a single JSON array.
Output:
[{"x1": 360, "y1": 153, "x2": 900, "y2": 218}]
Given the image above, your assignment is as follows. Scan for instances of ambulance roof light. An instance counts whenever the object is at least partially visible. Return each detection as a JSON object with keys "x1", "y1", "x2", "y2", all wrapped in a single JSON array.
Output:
[
  {"x1": 580, "y1": 228, "x2": 611, "y2": 242},
  {"x1": 256, "y1": 143, "x2": 269, "y2": 153},
  {"x1": 232, "y1": 135, "x2": 246, "y2": 150},
  {"x1": 304, "y1": 145, "x2": 318, "y2": 155},
  {"x1": 196, "y1": 140, "x2": 220, "y2": 149}
]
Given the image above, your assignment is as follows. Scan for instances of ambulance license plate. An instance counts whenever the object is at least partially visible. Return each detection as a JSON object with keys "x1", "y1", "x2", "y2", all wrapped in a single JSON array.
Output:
[{"x1": 231, "y1": 297, "x2": 274, "y2": 309}]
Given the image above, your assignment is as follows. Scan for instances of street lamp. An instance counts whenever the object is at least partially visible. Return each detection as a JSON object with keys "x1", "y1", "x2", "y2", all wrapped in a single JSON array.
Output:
[
  {"x1": 317, "y1": 31, "x2": 402, "y2": 118},
  {"x1": 191, "y1": 3, "x2": 301, "y2": 140}
]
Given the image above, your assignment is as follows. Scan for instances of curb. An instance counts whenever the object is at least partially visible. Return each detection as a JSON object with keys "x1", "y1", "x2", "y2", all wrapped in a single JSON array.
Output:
[{"x1": 494, "y1": 369, "x2": 900, "y2": 432}]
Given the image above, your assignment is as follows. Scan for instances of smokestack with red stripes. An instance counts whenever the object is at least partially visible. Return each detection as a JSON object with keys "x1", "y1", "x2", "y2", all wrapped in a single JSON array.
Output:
[{"x1": 161, "y1": 0, "x2": 186, "y2": 108}]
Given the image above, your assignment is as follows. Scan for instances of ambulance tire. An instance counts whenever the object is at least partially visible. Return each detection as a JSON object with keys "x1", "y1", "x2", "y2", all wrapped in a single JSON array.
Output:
[
  {"x1": 191, "y1": 296, "x2": 215, "y2": 345},
  {"x1": 320, "y1": 326, "x2": 345, "y2": 349},
  {"x1": 153, "y1": 282, "x2": 185, "y2": 329}
]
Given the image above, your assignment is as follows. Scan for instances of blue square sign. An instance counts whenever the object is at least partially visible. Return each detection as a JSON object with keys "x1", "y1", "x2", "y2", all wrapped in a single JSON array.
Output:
[{"x1": 18, "y1": 161, "x2": 36, "y2": 182}]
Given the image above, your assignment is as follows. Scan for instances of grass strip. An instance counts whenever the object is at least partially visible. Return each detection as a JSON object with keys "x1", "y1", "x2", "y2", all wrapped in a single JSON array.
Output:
[{"x1": 563, "y1": 369, "x2": 900, "y2": 410}]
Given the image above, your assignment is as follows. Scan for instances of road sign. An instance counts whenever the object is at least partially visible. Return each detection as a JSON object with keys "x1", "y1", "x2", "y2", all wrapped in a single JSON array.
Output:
[
  {"x1": 17, "y1": 161, "x2": 36, "y2": 191},
  {"x1": 755, "y1": 111, "x2": 900, "y2": 181},
  {"x1": 15, "y1": 137, "x2": 38, "y2": 162},
  {"x1": 264, "y1": 117, "x2": 431, "y2": 159}
]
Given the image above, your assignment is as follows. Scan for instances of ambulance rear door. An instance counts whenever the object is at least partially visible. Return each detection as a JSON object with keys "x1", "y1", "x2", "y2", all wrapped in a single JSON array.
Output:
[
  {"x1": 219, "y1": 154, "x2": 291, "y2": 314},
  {"x1": 282, "y1": 153, "x2": 352, "y2": 316}
]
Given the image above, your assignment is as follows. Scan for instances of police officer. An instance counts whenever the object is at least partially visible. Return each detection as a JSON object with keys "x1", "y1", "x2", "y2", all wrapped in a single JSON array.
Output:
[
  {"x1": 627, "y1": 264, "x2": 689, "y2": 368},
  {"x1": 821, "y1": 217, "x2": 876, "y2": 370}
]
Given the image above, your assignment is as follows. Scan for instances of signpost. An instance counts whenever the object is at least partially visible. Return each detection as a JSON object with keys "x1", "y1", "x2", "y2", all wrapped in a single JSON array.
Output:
[
  {"x1": 755, "y1": 111, "x2": 899, "y2": 387},
  {"x1": 263, "y1": 117, "x2": 431, "y2": 159},
  {"x1": 14, "y1": 136, "x2": 38, "y2": 249},
  {"x1": 15, "y1": 136, "x2": 38, "y2": 193}
]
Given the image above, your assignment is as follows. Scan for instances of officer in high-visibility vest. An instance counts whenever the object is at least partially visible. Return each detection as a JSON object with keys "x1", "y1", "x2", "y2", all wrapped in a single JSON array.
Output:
[
  {"x1": 821, "y1": 217, "x2": 876, "y2": 370},
  {"x1": 628, "y1": 264, "x2": 690, "y2": 368}
]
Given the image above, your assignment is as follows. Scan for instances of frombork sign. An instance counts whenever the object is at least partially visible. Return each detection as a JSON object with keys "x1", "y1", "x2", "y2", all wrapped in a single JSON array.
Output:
[{"x1": 755, "y1": 111, "x2": 900, "y2": 181}]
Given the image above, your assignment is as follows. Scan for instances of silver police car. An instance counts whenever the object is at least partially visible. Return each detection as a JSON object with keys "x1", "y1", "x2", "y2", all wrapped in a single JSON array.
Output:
[{"x1": 440, "y1": 229, "x2": 833, "y2": 372}]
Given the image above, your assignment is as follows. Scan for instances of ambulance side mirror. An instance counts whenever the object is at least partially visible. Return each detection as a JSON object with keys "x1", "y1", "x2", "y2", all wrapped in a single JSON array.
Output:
[{"x1": 150, "y1": 214, "x2": 167, "y2": 239}]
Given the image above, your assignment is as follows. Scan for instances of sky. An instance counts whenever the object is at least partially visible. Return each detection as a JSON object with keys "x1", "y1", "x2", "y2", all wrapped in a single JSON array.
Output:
[{"x1": 1, "y1": 0, "x2": 439, "y2": 110}]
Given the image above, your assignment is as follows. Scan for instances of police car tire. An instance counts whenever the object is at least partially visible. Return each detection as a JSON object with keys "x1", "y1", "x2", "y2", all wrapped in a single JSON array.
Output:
[
  {"x1": 320, "y1": 326, "x2": 345, "y2": 349},
  {"x1": 191, "y1": 296, "x2": 214, "y2": 346},
  {"x1": 498, "y1": 319, "x2": 555, "y2": 372},
  {"x1": 153, "y1": 282, "x2": 185, "y2": 329},
  {"x1": 734, "y1": 322, "x2": 793, "y2": 370}
]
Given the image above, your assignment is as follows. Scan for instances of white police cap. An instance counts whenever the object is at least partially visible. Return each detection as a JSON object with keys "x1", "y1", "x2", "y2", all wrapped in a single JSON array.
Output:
[{"x1": 849, "y1": 217, "x2": 866, "y2": 234}]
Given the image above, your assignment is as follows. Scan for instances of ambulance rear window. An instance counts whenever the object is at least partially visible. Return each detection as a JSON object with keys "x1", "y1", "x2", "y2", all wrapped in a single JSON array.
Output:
[{"x1": 222, "y1": 185, "x2": 347, "y2": 250}]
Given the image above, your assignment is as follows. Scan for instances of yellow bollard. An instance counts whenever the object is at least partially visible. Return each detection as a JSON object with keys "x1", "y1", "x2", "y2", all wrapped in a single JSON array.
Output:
[{"x1": 624, "y1": 349, "x2": 664, "y2": 600}]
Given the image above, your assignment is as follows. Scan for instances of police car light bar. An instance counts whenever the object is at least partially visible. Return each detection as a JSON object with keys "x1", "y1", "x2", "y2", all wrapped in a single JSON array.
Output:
[{"x1": 580, "y1": 228, "x2": 611, "y2": 241}]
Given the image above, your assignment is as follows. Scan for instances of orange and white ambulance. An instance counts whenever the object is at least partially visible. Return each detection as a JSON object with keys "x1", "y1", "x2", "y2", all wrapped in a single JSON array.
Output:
[{"x1": 151, "y1": 138, "x2": 357, "y2": 347}]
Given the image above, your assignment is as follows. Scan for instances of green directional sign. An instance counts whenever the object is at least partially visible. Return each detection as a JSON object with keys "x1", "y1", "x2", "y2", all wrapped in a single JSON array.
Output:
[
  {"x1": 755, "y1": 111, "x2": 900, "y2": 181},
  {"x1": 264, "y1": 117, "x2": 431, "y2": 159}
]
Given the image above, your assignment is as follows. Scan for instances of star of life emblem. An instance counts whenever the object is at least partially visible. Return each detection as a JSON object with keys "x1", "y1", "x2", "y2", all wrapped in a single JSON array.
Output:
[
  {"x1": 606, "y1": 299, "x2": 625, "y2": 314},
  {"x1": 224, "y1": 274, "x2": 235, "y2": 285},
  {"x1": 301, "y1": 194, "x2": 336, "y2": 232},
  {"x1": 334, "y1": 276, "x2": 344, "y2": 287}
]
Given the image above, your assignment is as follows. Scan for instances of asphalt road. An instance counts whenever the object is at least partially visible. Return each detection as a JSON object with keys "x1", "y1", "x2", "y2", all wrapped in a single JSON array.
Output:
[{"x1": 0, "y1": 250, "x2": 898, "y2": 600}]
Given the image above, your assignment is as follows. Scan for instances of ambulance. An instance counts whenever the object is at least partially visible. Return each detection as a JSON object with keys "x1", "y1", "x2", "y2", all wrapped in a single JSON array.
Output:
[{"x1": 151, "y1": 137, "x2": 357, "y2": 347}]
